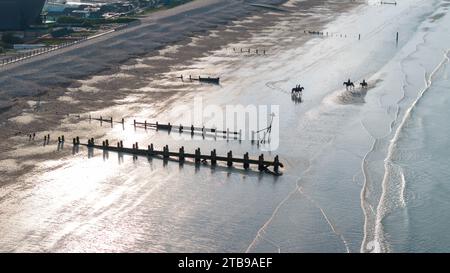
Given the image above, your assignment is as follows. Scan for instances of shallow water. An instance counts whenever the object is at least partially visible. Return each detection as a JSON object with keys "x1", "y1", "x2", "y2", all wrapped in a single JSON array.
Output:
[
  {"x1": 1, "y1": 0, "x2": 449, "y2": 252},
  {"x1": 382, "y1": 60, "x2": 450, "y2": 252}
]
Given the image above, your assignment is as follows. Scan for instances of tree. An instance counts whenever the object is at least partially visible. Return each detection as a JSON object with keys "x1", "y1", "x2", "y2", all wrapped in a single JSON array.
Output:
[{"x1": 1, "y1": 33, "x2": 24, "y2": 45}]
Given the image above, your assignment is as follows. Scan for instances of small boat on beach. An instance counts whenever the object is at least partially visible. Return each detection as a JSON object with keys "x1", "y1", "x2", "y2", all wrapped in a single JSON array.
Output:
[
  {"x1": 178, "y1": 75, "x2": 220, "y2": 85},
  {"x1": 198, "y1": 76, "x2": 220, "y2": 84}
]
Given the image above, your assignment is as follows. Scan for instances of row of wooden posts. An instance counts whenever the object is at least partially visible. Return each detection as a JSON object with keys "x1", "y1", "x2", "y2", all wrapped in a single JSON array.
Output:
[
  {"x1": 74, "y1": 137, "x2": 283, "y2": 174},
  {"x1": 90, "y1": 115, "x2": 267, "y2": 145},
  {"x1": 304, "y1": 31, "x2": 400, "y2": 43},
  {"x1": 304, "y1": 30, "x2": 362, "y2": 40}
]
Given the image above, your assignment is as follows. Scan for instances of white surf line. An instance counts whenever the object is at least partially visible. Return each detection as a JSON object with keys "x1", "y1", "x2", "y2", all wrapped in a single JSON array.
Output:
[
  {"x1": 359, "y1": 29, "x2": 429, "y2": 252},
  {"x1": 359, "y1": 137, "x2": 377, "y2": 253},
  {"x1": 374, "y1": 48, "x2": 450, "y2": 252},
  {"x1": 298, "y1": 186, "x2": 351, "y2": 253}
]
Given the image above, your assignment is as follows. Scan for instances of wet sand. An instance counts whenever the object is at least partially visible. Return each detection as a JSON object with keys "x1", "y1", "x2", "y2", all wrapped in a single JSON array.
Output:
[
  {"x1": 0, "y1": 0, "x2": 370, "y2": 252},
  {"x1": 0, "y1": 0, "x2": 356, "y2": 178}
]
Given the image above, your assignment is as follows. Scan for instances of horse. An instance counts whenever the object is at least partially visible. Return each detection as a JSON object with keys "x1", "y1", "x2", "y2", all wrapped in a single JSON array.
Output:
[
  {"x1": 360, "y1": 80, "x2": 368, "y2": 89},
  {"x1": 291, "y1": 85, "x2": 304, "y2": 94},
  {"x1": 291, "y1": 85, "x2": 303, "y2": 103},
  {"x1": 291, "y1": 92, "x2": 302, "y2": 103},
  {"x1": 343, "y1": 79, "x2": 355, "y2": 90}
]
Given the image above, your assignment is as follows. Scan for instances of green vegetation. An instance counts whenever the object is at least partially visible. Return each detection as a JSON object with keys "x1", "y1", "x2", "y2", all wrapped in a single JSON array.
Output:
[
  {"x1": 40, "y1": 39, "x2": 70, "y2": 46},
  {"x1": 137, "y1": 0, "x2": 194, "y2": 16},
  {"x1": 56, "y1": 16, "x2": 137, "y2": 27},
  {"x1": 164, "y1": 0, "x2": 194, "y2": 8},
  {"x1": 1, "y1": 33, "x2": 24, "y2": 46},
  {"x1": 51, "y1": 28, "x2": 74, "y2": 38}
]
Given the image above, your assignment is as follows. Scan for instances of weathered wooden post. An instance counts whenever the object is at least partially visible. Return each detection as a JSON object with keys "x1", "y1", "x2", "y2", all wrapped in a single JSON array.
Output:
[
  {"x1": 179, "y1": 124, "x2": 183, "y2": 133},
  {"x1": 211, "y1": 149, "x2": 217, "y2": 166},
  {"x1": 58, "y1": 136, "x2": 61, "y2": 143},
  {"x1": 251, "y1": 131, "x2": 255, "y2": 144},
  {"x1": 102, "y1": 141, "x2": 106, "y2": 147},
  {"x1": 100, "y1": 116, "x2": 103, "y2": 124},
  {"x1": 76, "y1": 136, "x2": 80, "y2": 145},
  {"x1": 179, "y1": 146, "x2": 185, "y2": 162},
  {"x1": 243, "y1": 152, "x2": 250, "y2": 169},
  {"x1": 110, "y1": 117, "x2": 113, "y2": 124},
  {"x1": 133, "y1": 143, "x2": 136, "y2": 149},
  {"x1": 273, "y1": 155, "x2": 280, "y2": 174},
  {"x1": 258, "y1": 154, "x2": 265, "y2": 171},
  {"x1": 164, "y1": 145, "x2": 169, "y2": 159},
  {"x1": 227, "y1": 151, "x2": 233, "y2": 167},
  {"x1": 105, "y1": 139, "x2": 109, "y2": 147},
  {"x1": 168, "y1": 123, "x2": 172, "y2": 133},
  {"x1": 226, "y1": 128, "x2": 230, "y2": 140},
  {"x1": 191, "y1": 125, "x2": 194, "y2": 134},
  {"x1": 195, "y1": 148, "x2": 201, "y2": 165},
  {"x1": 156, "y1": 121, "x2": 159, "y2": 131},
  {"x1": 396, "y1": 32, "x2": 399, "y2": 45},
  {"x1": 121, "y1": 118, "x2": 124, "y2": 124},
  {"x1": 239, "y1": 129, "x2": 242, "y2": 142},
  {"x1": 73, "y1": 138, "x2": 76, "y2": 145},
  {"x1": 202, "y1": 126, "x2": 206, "y2": 137},
  {"x1": 134, "y1": 119, "x2": 136, "y2": 127},
  {"x1": 144, "y1": 120, "x2": 147, "y2": 129},
  {"x1": 61, "y1": 135, "x2": 65, "y2": 142},
  {"x1": 148, "y1": 143, "x2": 154, "y2": 156},
  {"x1": 135, "y1": 142, "x2": 139, "y2": 150},
  {"x1": 120, "y1": 140, "x2": 123, "y2": 148}
]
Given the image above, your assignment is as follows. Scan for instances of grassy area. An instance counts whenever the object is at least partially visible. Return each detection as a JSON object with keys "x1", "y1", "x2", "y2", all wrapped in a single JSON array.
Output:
[
  {"x1": 56, "y1": 16, "x2": 138, "y2": 27},
  {"x1": 135, "y1": 0, "x2": 195, "y2": 16},
  {"x1": 40, "y1": 39, "x2": 69, "y2": 46}
]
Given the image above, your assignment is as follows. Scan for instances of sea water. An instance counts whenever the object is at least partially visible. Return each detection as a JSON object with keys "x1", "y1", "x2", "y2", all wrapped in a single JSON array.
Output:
[{"x1": 1, "y1": 0, "x2": 450, "y2": 252}]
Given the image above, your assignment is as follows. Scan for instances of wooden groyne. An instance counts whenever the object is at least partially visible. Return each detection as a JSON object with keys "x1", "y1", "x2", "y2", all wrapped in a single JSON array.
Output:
[
  {"x1": 87, "y1": 116, "x2": 272, "y2": 145},
  {"x1": 73, "y1": 137, "x2": 284, "y2": 175},
  {"x1": 232, "y1": 48, "x2": 267, "y2": 55},
  {"x1": 133, "y1": 120, "x2": 241, "y2": 138}
]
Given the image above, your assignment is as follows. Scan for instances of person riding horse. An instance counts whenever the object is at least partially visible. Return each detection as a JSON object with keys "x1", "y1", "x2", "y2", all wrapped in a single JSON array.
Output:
[
  {"x1": 360, "y1": 79, "x2": 368, "y2": 88},
  {"x1": 343, "y1": 79, "x2": 355, "y2": 90},
  {"x1": 292, "y1": 84, "x2": 304, "y2": 94}
]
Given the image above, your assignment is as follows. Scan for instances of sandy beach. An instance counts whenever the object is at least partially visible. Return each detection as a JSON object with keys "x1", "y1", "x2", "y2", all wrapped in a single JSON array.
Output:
[
  {"x1": 0, "y1": 0, "x2": 353, "y2": 171},
  {"x1": 2, "y1": 0, "x2": 450, "y2": 253}
]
